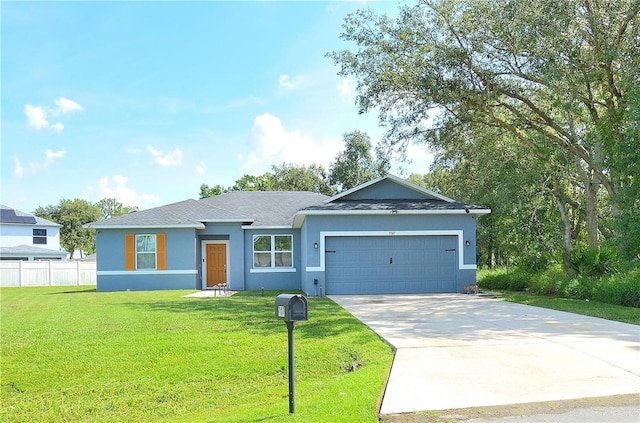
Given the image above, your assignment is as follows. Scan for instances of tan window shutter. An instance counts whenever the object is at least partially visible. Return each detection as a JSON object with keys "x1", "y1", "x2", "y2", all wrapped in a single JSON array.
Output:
[
  {"x1": 157, "y1": 233, "x2": 167, "y2": 270},
  {"x1": 124, "y1": 234, "x2": 135, "y2": 270}
]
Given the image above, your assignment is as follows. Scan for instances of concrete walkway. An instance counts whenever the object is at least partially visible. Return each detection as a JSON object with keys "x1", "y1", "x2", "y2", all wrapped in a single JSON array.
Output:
[
  {"x1": 329, "y1": 294, "x2": 640, "y2": 415},
  {"x1": 183, "y1": 289, "x2": 236, "y2": 298}
]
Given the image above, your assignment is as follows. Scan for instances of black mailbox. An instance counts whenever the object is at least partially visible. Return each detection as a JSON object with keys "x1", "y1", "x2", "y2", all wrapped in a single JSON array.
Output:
[{"x1": 275, "y1": 294, "x2": 308, "y2": 322}]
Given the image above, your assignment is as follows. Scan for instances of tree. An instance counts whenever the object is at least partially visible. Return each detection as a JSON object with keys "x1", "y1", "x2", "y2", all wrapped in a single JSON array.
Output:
[
  {"x1": 95, "y1": 198, "x2": 138, "y2": 220},
  {"x1": 271, "y1": 162, "x2": 335, "y2": 195},
  {"x1": 199, "y1": 164, "x2": 335, "y2": 197},
  {"x1": 229, "y1": 173, "x2": 275, "y2": 192},
  {"x1": 199, "y1": 184, "x2": 227, "y2": 199},
  {"x1": 330, "y1": 0, "x2": 638, "y2": 262},
  {"x1": 34, "y1": 199, "x2": 102, "y2": 258},
  {"x1": 409, "y1": 121, "x2": 573, "y2": 271},
  {"x1": 329, "y1": 130, "x2": 388, "y2": 191},
  {"x1": 608, "y1": 84, "x2": 640, "y2": 260}
]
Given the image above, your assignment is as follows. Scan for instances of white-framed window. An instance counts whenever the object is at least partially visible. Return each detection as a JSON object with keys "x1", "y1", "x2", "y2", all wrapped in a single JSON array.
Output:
[
  {"x1": 33, "y1": 228, "x2": 47, "y2": 245},
  {"x1": 253, "y1": 234, "x2": 293, "y2": 269},
  {"x1": 135, "y1": 234, "x2": 156, "y2": 269}
]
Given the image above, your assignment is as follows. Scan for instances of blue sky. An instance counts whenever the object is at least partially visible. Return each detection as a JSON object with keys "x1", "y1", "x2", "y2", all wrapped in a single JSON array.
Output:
[{"x1": 2, "y1": 1, "x2": 432, "y2": 214}]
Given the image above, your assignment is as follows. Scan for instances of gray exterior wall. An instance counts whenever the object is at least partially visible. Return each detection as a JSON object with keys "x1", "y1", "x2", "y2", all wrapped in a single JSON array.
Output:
[{"x1": 96, "y1": 227, "x2": 197, "y2": 291}]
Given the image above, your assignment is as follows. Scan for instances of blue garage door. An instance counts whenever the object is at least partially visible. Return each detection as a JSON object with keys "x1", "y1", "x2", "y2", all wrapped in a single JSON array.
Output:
[{"x1": 325, "y1": 236, "x2": 458, "y2": 295}]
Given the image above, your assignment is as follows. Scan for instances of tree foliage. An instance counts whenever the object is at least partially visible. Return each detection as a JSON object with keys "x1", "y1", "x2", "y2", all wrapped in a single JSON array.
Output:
[
  {"x1": 199, "y1": 183, "x2": 227, "y2": 199},
  {"x1": 329, "y1": 130, "x2": 389, "y2": 191},
  {"x1": 95, "y1": 198, "x2": 138, "y2": 220},
  {"x1": 230, "y1": 173, "x2": 276, "y2": 192},
  {"x1": 34, "y1": 199, "x2": 102, "y2": 258},
  {"x1": 199, "y1": 131, "x2": 387, "y2": 198},
  {"x1": 271, "y1": 163, "x2": 335, "y2": 195},
  {"x1": 609, "y1": 84, "x2": 640, "y2": 259},
  {"x1": 330, "y1": 0, "x2": 639, "y2": 270}
]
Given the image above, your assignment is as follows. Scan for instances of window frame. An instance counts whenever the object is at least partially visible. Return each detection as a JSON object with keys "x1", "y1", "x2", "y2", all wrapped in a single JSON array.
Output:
[
  {"x1": 33, "y1": 228, "x2": 47, "y2": 245},
  {"x1": 251, "y1": 234, "x2": 294, "y2": 272},
  {"x1": 135, "y1": 234, "x2": 157, "y2": 270}
]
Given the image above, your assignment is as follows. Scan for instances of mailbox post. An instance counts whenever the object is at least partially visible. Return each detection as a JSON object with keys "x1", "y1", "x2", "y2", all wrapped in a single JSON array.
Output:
[{"x1": 275, "y1": 294, "x2": 308, "y2": 414}]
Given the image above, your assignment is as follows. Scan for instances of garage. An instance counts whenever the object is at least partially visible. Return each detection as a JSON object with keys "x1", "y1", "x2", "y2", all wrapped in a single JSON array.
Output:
[{"x1": 324, "y1": 235, "x2": 458, "y2": 295}]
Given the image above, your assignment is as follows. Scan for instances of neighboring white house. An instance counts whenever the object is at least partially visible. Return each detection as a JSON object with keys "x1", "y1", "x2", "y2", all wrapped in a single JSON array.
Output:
[{"x1": 0, "y1": 205, "x2": 67, "y2": 261}]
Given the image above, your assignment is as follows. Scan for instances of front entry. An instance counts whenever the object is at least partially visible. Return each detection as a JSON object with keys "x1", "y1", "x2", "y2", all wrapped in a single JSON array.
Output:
[{"x1": 205, "y1": 243, "x2": 227, "y2": 288}]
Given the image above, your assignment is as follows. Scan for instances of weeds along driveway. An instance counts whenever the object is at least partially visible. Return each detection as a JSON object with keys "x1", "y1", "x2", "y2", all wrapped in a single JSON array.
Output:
[{"x1": 329, "y1": 294, "x2": 640, "y2": 415}]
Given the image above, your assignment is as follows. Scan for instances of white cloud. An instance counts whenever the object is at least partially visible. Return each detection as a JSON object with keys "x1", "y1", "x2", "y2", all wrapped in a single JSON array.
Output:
[
  {"x1": 241, "y1": 113, "x2": 343, "y2": 173},
  {"x1": 50, "y1": 122, "x2": 64, "y2": 132},
  {"x1": 44, "y1": 149, "x2": 66, "y2": 167},
  {"x1": 338, "y1": 77, "x2": 354, "y2": 97},
  {"x1": 147, "y1": 145, "x2": 183, "y2": 166},
  {"x1": 54, "y1": 97, "x2": 83, "y2": 113},
  {"x1": 24, "y1": 105, "x2": 49, "y2": 130},
  {"x1": 12, "y1": 149, "x2": 66, "y2": 177},
  {"x1": 13, "y1": 157, "x2": 24, "y2": 177},
  {"x1": 24, "y1": 97, "x2": 83, "y2": 131},
  {"x1": 278, "y1": 74, "x2": 305, "y2": 90},
  {"x1": 195, "y1": 164, "x2": 205, "y2": 174},
  {"x1": 96, "y1": 175, "x2": 160, "y2": 209}
]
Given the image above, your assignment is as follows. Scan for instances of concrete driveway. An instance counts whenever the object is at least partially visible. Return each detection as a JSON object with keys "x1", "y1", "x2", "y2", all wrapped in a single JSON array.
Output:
[{"x1": 329, "y1": 294, "x2": 640, "y2": 415}]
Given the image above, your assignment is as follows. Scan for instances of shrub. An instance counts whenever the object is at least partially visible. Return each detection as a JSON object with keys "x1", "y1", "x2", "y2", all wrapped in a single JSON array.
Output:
[
  {"x1": 558, "y1": 276, "x2": 596, "y2": 300},
  {"x1": 477, "y1": 268, "x2": 531, "y2": 291},
  {"x1": 480, "y1": 265, "x2": 640, "y2": 308},
  {"x1": 508, "y1": 271, "x2": 531, "y2": 291},
  {"x1": 594, "y1": 269, "x2": 640, "y2": 308},
  {"x1": 570, "y1": 245, "x2": 618, "y2": 277},
  {"x1": 528, "y1": 266, "x2": 566, "y2": 296}
]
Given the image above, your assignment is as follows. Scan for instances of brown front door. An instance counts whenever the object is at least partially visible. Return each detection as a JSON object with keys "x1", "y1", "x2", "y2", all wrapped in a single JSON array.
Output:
[{"x1": 206, "y1": 244, "x2": 227, "y2": 287}]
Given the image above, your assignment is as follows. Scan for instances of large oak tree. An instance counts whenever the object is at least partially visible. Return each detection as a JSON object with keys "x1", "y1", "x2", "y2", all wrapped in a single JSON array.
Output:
[{"x1": 330, "y1": 0, "x2": 639, "y2": 261}]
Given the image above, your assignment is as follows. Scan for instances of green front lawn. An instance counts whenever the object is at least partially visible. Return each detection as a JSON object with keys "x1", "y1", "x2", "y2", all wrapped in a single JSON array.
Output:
[
  {"x1": 501, "y1": 293, "x2": 640, "y2": 325},
  {"x1": 1, "y1": 287, "x2": 393, "y2": 422}
]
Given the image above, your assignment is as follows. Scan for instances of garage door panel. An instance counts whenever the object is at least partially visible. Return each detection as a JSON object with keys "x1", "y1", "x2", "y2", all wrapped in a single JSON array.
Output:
[{"x1": 325, "y1": 236, "x2": 457, "y2": 295}]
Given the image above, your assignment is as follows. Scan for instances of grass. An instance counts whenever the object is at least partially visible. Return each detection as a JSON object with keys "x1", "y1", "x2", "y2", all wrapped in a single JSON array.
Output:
[
  {"x1": 0, "y1": 287, "x2": 394, "y2": 423},
  {"x1": 500, "y1": 293, "x2": 640, "y2": 325},
  {"x1": 477, "y1": 267, "x2": 640, "y2": 324}
]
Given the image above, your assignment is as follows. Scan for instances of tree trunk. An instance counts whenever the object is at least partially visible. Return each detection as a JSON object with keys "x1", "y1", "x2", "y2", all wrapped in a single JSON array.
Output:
[
  {"x1": 554, "y1": 195, "x2": 577, "y2": 276},
  {"x1": 578, "y1": 164, "x2": 600, "y2": 250}
]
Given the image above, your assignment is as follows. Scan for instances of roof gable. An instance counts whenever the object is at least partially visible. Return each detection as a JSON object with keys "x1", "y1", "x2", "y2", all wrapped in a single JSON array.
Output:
[
  {"x1": 292, "y1": 175, "x2": 490, "y2": 227},
  {"x1": 325, "y1": 175, "x2": 454, "y2": 203}
]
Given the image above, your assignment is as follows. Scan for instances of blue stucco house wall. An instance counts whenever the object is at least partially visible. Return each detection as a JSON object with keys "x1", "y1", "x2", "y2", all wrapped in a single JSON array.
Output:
[
  {"x1": 95, "y1": 227, "x2": 198, "y2": 291},
  {"x1": 87, "y1": 175, "x2": 490, "y2": 294}
]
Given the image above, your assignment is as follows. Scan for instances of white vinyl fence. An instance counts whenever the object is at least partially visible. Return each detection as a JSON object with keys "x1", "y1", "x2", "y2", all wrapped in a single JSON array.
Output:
[{"x1": 0, "y1": 260, "x2": 96, "y2": 287}]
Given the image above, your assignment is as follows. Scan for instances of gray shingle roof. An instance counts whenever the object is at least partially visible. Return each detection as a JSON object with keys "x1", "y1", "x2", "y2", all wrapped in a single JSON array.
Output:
[
  {"x1": 86, "y1": 199, "x2": 217, "y2": 228},
  {"x1": 0, "y1": 245, "x2": 68, "y2": 257},
  {"x1": 303, "y1": 199, "x2": 484, "y2": 212},
  {"x1": 86, "y1": 176, "x2": 489, "y2": 229},
  {"x1": 200, "y1": 191, "x2": 328, "y2": 226},
  {"x1": 87, "y1": 192, "x2": 329, "y2": 228}
]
